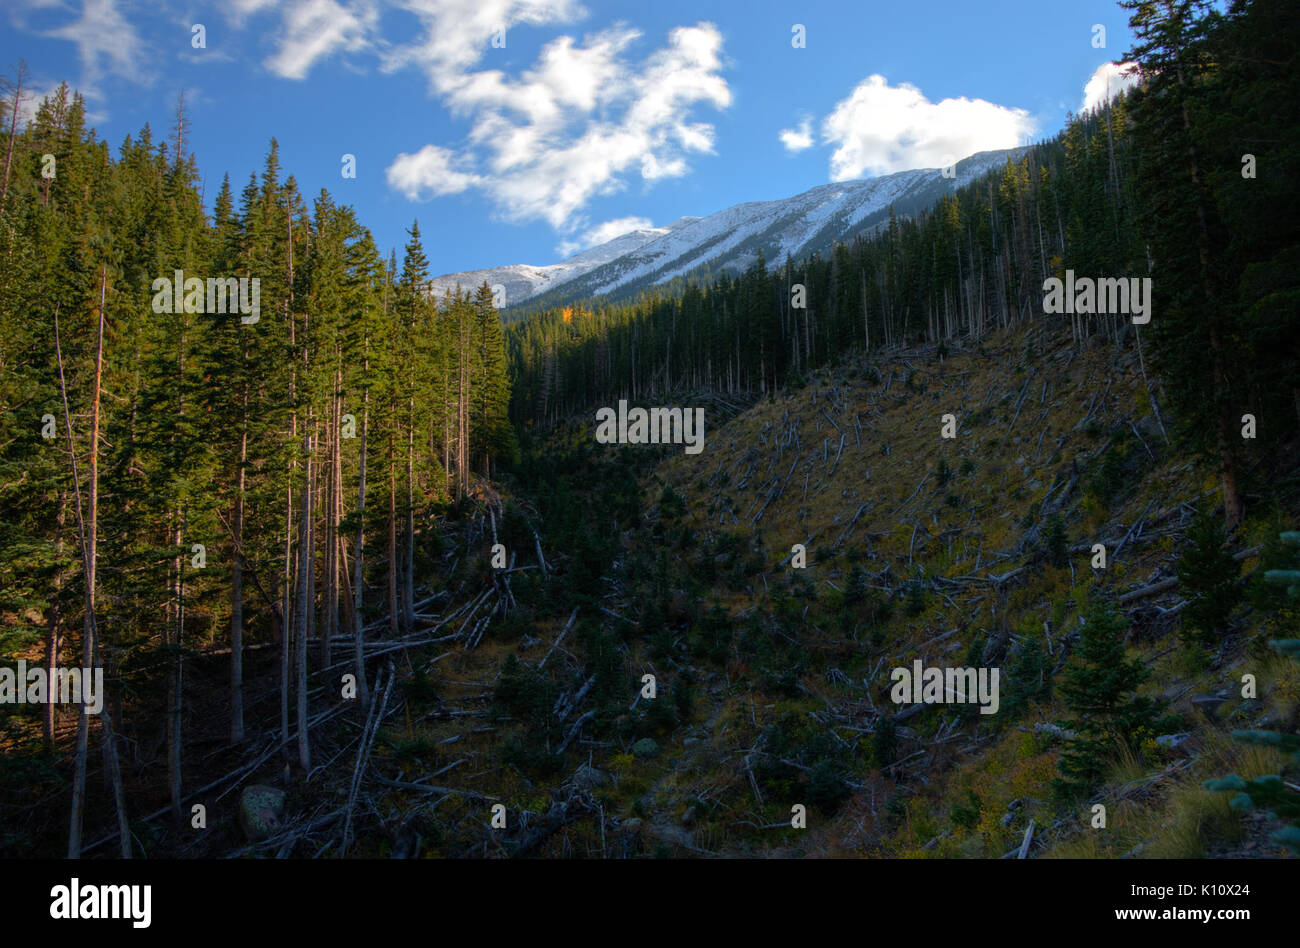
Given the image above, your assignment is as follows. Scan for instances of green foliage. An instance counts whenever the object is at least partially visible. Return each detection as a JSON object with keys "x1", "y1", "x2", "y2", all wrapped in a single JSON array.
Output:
[
  {"x1": 950, "y1": 790, "x2": 983, "y2": 830},
  {"x1": 806, "y1": 760, "x2": 849, "y2": 814},
  {"x1": 1054, "y1": 597, "x2": 1162, "y2": 798},
  {"x1": 1264, "y1": 532, "x2": 1300, "y2": 599},
  {"x1": 1002, "y1": 634, "x2": 1051, "y2": 719},
  {"x1": 1176, "y1": 503, "x2": 1242, "y2": 646},
  {"x1": 493, "y1": 653, "x2": 556, "y2": 722},
  {"x1": 873, "y1": 716, "x2": 898, "y2": 768},
  {"x1": 1044, "y1": 513, "x2": 1067, "y2": 568},
  {"x1": 1084, "y1": 428, "x2": 1139, "y2": 507},
  {"x1": 936, "y1": 458, "x2": 952, "y2": 487},
  {"x1": 1204, "y1": 637, "x2": 1300, "y2": 853}
]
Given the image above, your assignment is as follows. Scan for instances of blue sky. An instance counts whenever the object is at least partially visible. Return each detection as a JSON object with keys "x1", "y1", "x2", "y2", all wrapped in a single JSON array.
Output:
[{"x1": 2, "y1": 0, "x2": 1138, "y2": 276}]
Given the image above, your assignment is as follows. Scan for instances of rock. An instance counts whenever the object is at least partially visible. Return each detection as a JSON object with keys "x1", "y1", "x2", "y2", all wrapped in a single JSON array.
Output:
[
  {"x1": 1033, "y1": 722, "x2": 1077, "y2": 741},
  {"x1": 572, "y1": 764, "x2": 608, "y2": 791},
  {"x1": 614, "y1": 818, "x2": 643, "y2": 857},
  {"x1": 1000, "y1": 812, "x2": 1015, "y2": 827},
  {"x1": 239, "y1": 785, "x2": 285, "y2": 841},
  {"x1": 1191, "y1": 692, "x2": 1229, "y2": 717},
  {"x1": 647, "y1": 822, "x2": 694, "y2": 850},
  {"x1": 1156, "y1": 733, "x2": 1194, "y2": 756},
  {"x1": 631, "y1": 738, "x2": 660, "y2": 760}
]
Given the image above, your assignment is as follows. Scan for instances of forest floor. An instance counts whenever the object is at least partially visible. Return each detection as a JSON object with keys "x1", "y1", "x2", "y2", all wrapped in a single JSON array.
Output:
[{"x1": 5, "y1": 320, "x2": 1296, "y2": 860}]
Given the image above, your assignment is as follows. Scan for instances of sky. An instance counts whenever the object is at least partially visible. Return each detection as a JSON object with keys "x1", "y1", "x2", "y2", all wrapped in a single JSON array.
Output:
[{"x1": 1, "y1": 0, "x2": 1140, "y2": 277}]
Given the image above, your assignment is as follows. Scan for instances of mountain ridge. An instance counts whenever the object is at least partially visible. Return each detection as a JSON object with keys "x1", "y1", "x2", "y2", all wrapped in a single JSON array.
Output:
[{"x1": 429, "y1": 148, "x2": 1028, "y2": 313}]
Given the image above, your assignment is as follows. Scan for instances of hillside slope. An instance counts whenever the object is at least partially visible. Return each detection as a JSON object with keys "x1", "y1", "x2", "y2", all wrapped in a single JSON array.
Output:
[{"x1": 215, "y1": 319, "x2": 1294, "y2": 860}]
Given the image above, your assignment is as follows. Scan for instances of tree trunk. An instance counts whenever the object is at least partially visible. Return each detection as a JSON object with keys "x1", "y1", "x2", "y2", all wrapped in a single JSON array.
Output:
[
  {"x1": 388, "y1": 431, "x2": 399, "y2": 636},
  {"x1": 352, "y1": 357, "x2": 371, "y2": 707},
  {"x1": 296, "y1": 426, "x2": 312, "y2": 773},
  {"x1": 230, "y1": 367, "x2": 247, "y2": 744}
]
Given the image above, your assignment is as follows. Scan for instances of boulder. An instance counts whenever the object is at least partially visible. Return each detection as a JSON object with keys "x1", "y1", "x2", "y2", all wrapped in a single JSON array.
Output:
[
  {"x1": 1155, "y1": 732, "x2": 1194, "y2": 757},
  {"x1": 1191, "y1": 691, "x2": 1229, "y2": 717},
  {"x1": 572, "y1": 763, "x2": 608, "y2": 791},
  {"x1": 239, "y1": 785, "x2": 285, "y2": 841},
  {"x1": 631, "y1": 738, "x2": 659, "y2": 760}
]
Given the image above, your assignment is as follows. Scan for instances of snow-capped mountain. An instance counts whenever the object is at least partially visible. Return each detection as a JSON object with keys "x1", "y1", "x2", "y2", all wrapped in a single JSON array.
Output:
[
  {"x1": 426, "y1": 219, "x2": 698, "y2": 306},
  {"x1": 429, "y1": 148, "x2": 1024, "y2": 312}
]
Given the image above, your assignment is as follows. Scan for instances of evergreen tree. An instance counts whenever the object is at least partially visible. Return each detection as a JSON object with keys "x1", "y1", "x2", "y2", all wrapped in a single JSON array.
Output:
[{"x1": 1054, "y1": 596, "x2": 1161, "y2": 797}]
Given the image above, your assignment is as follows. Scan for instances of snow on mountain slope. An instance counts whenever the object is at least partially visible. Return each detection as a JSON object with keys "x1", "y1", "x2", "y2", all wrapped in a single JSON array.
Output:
[
  {"x1": 426, "y1": 220, "x2": 696, "y2": 306},
  {"x1": 430, "y1": 148, "x2": 1025, "y2": 310}
]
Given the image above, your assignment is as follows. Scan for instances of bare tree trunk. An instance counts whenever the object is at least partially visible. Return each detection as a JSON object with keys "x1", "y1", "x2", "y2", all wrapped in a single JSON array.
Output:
[
  {"x1": 46, "y1": 491, "x2": 65, "y2": 747},
  {"x1": 282, "y1": 211, "x2": 296, "y2": 768},
  {"x1": 388, "y1": 431, "x2": 399, "y2": 636},
  {"x1": 352, "y1": 337, "x2": 371, "y2": 708},
  {"x1": 230, "y1": 366, "x2": 247, "y2": 744},
  {"x1": 0, "y1": 60, "x2": 27, "y2": 213},
  {"x1": 168, "y1": 518, "x2": 183, "y2": 825},
  {"x1": 55, "y1": 269, "x2": 129, "y2": 857},
  {"x1": 296, "y1": 425, "x2": 312, "y2": 773},
  {"x1": 404, "y1": 395, "x2": 414, "y2": 633},
  {"x1": 321, "y1": 391, "x2": 336, "y2": 670}
]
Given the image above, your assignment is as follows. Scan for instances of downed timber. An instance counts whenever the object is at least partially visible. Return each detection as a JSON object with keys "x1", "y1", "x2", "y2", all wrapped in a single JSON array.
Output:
[
  {"x1": 539, "y1": 607, "x2": 580, "y2": 668},
  {"x1": 1017, "y1": 819, "x2": 1035, "y2": 859},
  {"x1": 341, "y1": 661, "x2": 394, "y2": 856},
  {"x1": 1117, "y1": 546, "x2": 1260, "y2": 604},
  {"x1": 891, "y1": 471, "x2": 931, "y2": 516},
  {"x1": 556, "y1": 709, "x2": 598, "y2": 754}
]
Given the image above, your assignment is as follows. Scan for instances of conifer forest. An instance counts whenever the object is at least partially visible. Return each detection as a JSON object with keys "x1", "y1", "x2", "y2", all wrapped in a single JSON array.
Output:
[{"x1": 1, "y1": 0, "x2": 1298, "y2": 902}]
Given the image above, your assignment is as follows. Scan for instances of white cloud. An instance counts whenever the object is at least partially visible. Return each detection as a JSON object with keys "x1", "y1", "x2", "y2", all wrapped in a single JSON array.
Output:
[
  {"x1": 555, "y1": 215, "x2": 654, "y2": 256},
  {"x1": 225, "y1": 0, "x2": 280, "y2": 24},
  {"x1": 820, "y1": 75, "x2": 1034, "y2": 181},
  {"x1": 384, "y1": 14, "x2": 731, "y2": 230},
  {"x1": 263, "y1": 0, "x2": 378, "y2": 80},
  {"x1": 43, "y1": 0, "x2": 149, "y2": 88},
  {"x1": 779, "y1": 116, "x2": 813, "y2": 153},
  {"x1": 382, "y1": 0, "x2": 588, "y2": 99},
  {"x1": 1082, "y1": 61, "x2": 1140, "y2": 113},
  {"x1": 386, "y1": 144, "x2": 483, "y2": 198}
]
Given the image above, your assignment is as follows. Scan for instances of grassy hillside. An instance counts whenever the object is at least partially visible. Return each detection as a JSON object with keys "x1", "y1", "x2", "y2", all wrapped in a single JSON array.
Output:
[{"x1": 237, "y1": 319, "x2": 1300, "y2": 859}]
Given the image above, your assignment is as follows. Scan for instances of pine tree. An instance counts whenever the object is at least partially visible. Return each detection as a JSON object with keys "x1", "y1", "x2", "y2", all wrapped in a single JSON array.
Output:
[
  {"x1": 1054, "y1": 596, "x2": 1161, "y2": 797},
  {"x1": 1175, "y1": 502, "x2": 1242, "y2": 647}
]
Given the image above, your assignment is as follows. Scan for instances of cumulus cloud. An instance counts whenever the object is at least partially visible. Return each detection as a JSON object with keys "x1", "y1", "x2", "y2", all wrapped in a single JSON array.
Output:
[
  {"x1": 262, "y1": 0, "x2": 378, "y2": 79},
  {"x1": 555, "y1": 215, "x2": 655, "y2": 256},
  {"x1": 224, "y1": 0, "x2": 280, "y2": 25},
  {"x1": 779, "y1": 116, "x2": 813, "y2": 153},
  {"x1": 44, "y1": 0, "x2": 149, "y2": 88},
  {"x1": 384, "y1": 12, "x2": 731, "y2": 230},
  {"x1": 1082, "y1": 61, "x2": 1140, "y2": 113},
  {"x1": 11, "y1": 0, "x2": 729, "y2": 238},
  {"x1": 386, "y1": 144, "x2": 483, "y2": 198},
  {"x1": 820, "y1": 75, "x2": 1033, "y2": 181}
]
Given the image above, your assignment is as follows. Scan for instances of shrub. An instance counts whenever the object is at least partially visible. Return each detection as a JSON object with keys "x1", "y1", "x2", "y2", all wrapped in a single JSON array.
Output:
[
  {"x1": 1053, "y1": 596, "x2": 1162, "y2": 799},
  {"x1": 936, "y1": 458, "x2": 953, "y2": 487},
  {"x1": 1044, "y1": 513, "x2": 1068, "y2": 568},
  {"x1": 1176, "y1": 503, "x2": 1242, "y2": 647},
  {"x1": 873, "y1": 716, "x2": 898, "y2": 768}
]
